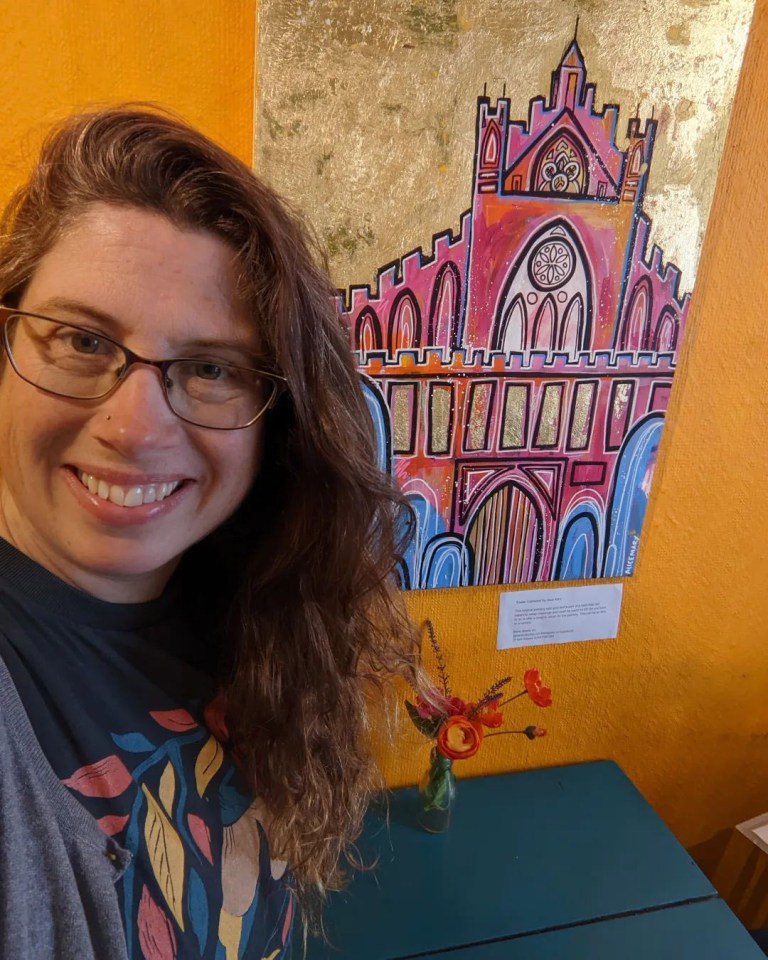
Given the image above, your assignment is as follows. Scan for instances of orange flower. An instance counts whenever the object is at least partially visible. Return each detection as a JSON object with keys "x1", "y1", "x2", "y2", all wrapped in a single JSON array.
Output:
[
  {"x1": 475, "y1": 697, "x2": 504, "y2": 728},
  {"x1": 523, "y1": 669, "x2": 552, "y2": 708},
  {"x1": 437, "y1": 715, "x2": 484, "y2": 760}
]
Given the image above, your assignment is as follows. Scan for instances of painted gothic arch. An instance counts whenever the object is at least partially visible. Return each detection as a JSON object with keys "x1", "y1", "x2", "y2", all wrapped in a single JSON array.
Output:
[
  {"x1": 481, "y1": 121, "x2": 502, "y2": 169},
  {"x1": 653, "y1": 306, "x2": 679, "y2": 353},
  {"x1": 619, "y1": 277, "x2": 653, "y2": 351},
  {"x1": 493, "y1": 218, "x2": 593, "y2": 357},
  {"x1": 388, "y1": 289, "x2": 422, "y2": 355},
  {"x1": 428, "y1": 261, "x2": 462, "y2": 350},
  {"x1": 355, "y1": 306, "x2": 382, "y2": 356},
  {"x1": 464, "y1": 477, "x2": 546, "y2": 585},
  {"x1": 533, "y1": 130, "x2": 588, "y2": 195}
]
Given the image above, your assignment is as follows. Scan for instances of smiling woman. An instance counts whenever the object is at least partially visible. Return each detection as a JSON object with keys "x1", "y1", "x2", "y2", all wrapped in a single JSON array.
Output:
[{"x1": 0, "y1": 108, "x2": 419, "y2": 959}]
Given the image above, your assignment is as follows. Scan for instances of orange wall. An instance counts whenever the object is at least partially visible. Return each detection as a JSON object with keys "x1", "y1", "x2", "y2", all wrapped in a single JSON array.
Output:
[
  {"x1": 0, "y1": 0, "x2": 255, "y2": 202},
  {"x1": 382, "y1": 0, "x2": 768, "y2": 893}
]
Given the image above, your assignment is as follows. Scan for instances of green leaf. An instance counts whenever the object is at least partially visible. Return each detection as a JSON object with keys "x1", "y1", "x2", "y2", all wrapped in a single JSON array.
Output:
[
  {"x1": 422, "y1": 764, "x2": 453, "y2": 811},
  {"x1": 405, "y1": 700, "x2": 442, "y2": 739}
]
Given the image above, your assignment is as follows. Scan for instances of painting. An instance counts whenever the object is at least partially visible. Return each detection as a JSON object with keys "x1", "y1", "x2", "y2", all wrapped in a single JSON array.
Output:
[{"x1": 257, "y1": 2, "x2": 754, "y2": 588}]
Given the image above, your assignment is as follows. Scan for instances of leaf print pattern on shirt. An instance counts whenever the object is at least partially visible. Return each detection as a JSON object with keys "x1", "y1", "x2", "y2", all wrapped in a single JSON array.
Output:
[
  {"x1": 62, "y1": 753, "x2": 133, "y2": 797},
  {"x1": 63, "y1": 705, "x2": 293, "y2": 959},
  {"x1": 138, "y1": 885, "x2": 178, "y2": 960}
]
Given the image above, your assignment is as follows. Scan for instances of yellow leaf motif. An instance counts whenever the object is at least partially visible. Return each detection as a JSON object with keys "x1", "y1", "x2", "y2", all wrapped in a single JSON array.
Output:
[
  {"x1": 262, "y1": 951, "x2": 281, "y2": 960},
  {"x1": 195, "y1": 735, "x2": 224, "y2": 798},
  {"x1": 158, "y1": 761, "x2": 176, "y2": 817},
  {"x1": 141, "y1": 784, "x2": 186, "y2": 931},
  {"x1": 218, "y1": 910, "x2": 242, "y2": 960}
]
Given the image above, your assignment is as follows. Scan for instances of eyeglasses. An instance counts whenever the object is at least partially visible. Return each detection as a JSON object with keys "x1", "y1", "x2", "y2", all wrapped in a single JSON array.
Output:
[{"x1": 0, "y1": 307, "x2": 287, "y2": 430}]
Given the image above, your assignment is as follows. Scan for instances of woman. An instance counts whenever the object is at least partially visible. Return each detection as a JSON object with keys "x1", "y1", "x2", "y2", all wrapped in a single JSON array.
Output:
[{"x1": 0, "y1": 107, "x2": 417, "y2": 959}]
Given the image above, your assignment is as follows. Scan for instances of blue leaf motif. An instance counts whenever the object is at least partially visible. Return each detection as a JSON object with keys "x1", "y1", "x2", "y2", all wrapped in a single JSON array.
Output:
[
  {"x1": 219, "y1": 781, "x2": 252, "y2": 827},
  {"x1": 187, "y1": 867, "x2": 209, "y2": 953},
  {"x1": 112, "y1": 732, "x2": 156, "y2": 753}
]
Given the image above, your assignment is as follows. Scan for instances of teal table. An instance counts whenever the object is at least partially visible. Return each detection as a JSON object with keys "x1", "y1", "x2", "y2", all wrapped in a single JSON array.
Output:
[
  {"x1": 305, "y1": 761, "x2": 763, "y2": 959},
  {"x1": 418, "y1": 900, "x2": 762, "y2": 959}
]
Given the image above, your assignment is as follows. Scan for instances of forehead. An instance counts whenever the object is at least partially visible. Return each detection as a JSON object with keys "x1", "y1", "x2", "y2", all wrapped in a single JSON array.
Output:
[{"x1": 20, "y1": 203, "x2": 258, "y2": 352}]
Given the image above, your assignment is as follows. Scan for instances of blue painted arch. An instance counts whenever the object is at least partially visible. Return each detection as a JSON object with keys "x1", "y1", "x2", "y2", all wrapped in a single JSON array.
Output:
[
  {"x1": 603, "y1": 414, "x2": 664, "y2": 577},
  {"x1": 555, "y1": 503, "x2": 603, "y2": 580}
]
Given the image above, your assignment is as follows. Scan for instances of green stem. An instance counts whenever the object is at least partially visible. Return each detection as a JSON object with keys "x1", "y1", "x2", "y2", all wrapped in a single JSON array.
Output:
[
  {"x1": 497, "y1": 690, "x2": 527, "y2": 708},
  {"x1": 484, "y1": 730, "x2": 529, "y2": 738}
]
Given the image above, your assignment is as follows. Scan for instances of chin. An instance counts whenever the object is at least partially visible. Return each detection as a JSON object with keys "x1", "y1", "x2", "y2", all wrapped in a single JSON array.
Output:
[{"x1": 75, "y1": 543, "x2": 181, "y2": 586}]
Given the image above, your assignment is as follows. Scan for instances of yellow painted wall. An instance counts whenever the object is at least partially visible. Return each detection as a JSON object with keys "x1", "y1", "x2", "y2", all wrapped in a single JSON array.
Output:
[
  {"x1": 382, "y1": 0, "x2": 768, "y2": 905},
  {"x1": 0, "y1": 0, "x2": 256, "y2": 202},
  {"x1": 0, "y1": 0, "x2": 765, "y2": 915}
]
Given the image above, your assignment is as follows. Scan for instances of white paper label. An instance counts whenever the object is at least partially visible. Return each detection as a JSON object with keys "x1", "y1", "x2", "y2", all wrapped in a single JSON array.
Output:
[{"x1": 497, "y1": 583, "x2": 623, "y2": 649}]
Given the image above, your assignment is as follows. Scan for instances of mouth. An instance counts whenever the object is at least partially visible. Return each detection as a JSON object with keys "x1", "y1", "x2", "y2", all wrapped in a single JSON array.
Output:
[{"x1": 73, "y1": 469, "x2": 188, "y2": 508}]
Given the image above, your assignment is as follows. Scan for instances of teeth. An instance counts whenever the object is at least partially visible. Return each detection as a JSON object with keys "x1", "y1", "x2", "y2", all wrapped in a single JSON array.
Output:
[{"x1": 77, "y1": 471, "x2": 181, "y2": 508}]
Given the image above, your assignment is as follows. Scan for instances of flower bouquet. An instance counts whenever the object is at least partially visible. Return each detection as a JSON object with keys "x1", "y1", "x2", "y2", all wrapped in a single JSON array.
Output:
[{"x1": 406, "y1": 620, "x2": 552, "y2": 832}]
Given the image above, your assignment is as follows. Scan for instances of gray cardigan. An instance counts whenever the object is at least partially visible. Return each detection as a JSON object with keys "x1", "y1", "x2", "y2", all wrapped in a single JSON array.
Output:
[{"x1": 0, "y1": 655, "x2": 131, "y2": 959}]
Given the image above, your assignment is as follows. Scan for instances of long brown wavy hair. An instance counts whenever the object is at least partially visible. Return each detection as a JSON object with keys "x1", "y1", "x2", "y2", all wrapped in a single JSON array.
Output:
[{"x1": 0, "y1": 107, "x2": 421, "y2": 931}]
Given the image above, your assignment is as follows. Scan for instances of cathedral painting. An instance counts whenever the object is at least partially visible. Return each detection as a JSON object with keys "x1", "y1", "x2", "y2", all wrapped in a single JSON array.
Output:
[
  {"x1": 337, "y1": 39, "x2": 690, "y2": 589},
  {"x1": 257, "y1": 0, "x2": 754, "y2": 591}
]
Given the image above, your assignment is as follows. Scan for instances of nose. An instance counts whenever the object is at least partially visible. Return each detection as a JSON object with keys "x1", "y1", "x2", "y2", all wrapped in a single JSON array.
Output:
[{"x1": 92, "y1": 364, "x2": 182, "y2": 453}]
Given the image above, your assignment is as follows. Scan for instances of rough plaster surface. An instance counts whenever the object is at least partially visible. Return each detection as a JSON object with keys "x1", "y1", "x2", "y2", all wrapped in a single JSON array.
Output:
[{"x1": 0, "y1": 0, "x2": 255, "y2": 202}]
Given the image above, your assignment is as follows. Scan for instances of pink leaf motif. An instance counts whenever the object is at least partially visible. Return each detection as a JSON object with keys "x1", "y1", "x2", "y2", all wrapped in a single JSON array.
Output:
[
  {"x1": 282, "y1": 891, "x2": 295, "y2": 946},
  {"x1": 187, "y1": 813, "x2": 213, "y2": 865},
  {"x1": 63, "y1": 755, "x2": 132, "y2": 798},
  {"x1": 149, "y1": 709, "x2": 198, "y2": 732},
  {"x1": 138, "y1": 885, "x2": 177, "y2": 960},
  {"x1": 97, "y1": 814, "x2": 130, "y2": 837}
]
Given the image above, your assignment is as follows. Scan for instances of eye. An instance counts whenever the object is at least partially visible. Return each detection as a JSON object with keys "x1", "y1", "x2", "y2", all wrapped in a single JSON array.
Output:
[
  {"x1": 194, "y1": 362, "x2": 225, "y2": 380},
  {"x1": 69, "y1": 331, "x2": 104, "y2": 354}
]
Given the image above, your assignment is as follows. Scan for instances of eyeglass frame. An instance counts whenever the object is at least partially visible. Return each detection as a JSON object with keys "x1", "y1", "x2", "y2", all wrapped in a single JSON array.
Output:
[{"x1": 0, "y1": 305, "x2": 288, "y2": 431}]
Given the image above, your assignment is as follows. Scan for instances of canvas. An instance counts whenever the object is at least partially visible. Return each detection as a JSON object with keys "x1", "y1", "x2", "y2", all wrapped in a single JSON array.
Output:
[{"x1": 257, "y1": 2, "x2": 754, "y2": 589}]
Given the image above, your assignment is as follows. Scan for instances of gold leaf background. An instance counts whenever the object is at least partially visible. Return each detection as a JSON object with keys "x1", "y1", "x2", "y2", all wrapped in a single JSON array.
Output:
[{"x1": 256, "y1": 0, "x2": 754, "y2": 291}]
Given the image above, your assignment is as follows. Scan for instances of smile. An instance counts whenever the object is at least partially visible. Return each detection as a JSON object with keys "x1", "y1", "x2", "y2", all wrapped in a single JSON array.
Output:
[{"x1": 76, "y1": 470, "x2": 182, "y2": 508}]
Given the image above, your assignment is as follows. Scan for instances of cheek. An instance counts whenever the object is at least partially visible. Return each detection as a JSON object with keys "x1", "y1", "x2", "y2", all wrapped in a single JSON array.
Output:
[{"x1": 208, "y1": 430, "x2": 264, "y2": 504}]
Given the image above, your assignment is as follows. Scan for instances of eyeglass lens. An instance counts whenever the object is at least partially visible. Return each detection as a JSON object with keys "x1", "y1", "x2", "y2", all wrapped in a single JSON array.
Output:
[{"x1": 3, "y1": 312, "x2": 274, "y2": 429}]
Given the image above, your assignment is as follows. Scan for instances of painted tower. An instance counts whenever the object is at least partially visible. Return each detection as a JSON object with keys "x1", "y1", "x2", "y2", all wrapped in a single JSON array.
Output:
[{"x1": 339, "y1": 39, "x2": 690, "y2": 590}]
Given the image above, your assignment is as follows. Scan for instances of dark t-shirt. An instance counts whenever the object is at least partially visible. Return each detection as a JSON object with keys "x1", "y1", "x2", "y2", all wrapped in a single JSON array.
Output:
[{"x1": 0, "y1": 537, "x2": 293, "y2": 959}]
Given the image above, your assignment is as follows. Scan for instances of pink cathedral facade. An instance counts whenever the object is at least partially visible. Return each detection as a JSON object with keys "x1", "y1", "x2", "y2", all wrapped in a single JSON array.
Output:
[{"x1": 338, "y1": 39, "x2": 690, "y2": 589}]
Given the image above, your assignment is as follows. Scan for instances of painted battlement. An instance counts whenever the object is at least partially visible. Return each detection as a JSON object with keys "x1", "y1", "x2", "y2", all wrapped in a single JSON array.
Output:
[
  {"x1": 358, "y1": 346, "x2": 676, "y2": 377},
  {"x1": 337, "y1": 212, "x2": 471, "y2": 315},
  {"x1": 630, "y1": 214, "x2": 691, "y2": 311},
  {"x1": 626, "y1": 116, "x2": 656, "y2": 141},
  {"x1": 496, "y1": 41, "x2": 629, "y2": 184}
]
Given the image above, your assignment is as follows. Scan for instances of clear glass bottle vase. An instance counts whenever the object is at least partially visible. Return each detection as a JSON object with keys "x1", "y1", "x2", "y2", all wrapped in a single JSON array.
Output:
[{"x1": 418, "y1": 747, "x2": 456, "y2": 833}]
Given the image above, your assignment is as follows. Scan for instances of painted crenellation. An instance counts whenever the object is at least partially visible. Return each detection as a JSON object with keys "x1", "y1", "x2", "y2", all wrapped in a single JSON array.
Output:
[{"x1": 359, "y1": 348, "x2": 676, "y2": 376}]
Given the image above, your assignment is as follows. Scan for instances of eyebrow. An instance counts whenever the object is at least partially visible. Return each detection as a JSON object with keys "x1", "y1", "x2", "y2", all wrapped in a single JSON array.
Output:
[{"x1": 29, "y1": 296, "x2": 263, "y2": 361}]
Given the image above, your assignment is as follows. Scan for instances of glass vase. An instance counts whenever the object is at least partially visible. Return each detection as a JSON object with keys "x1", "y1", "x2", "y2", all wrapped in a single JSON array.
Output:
[{"x1": 418, "y1": 747, "x2": 456, "y2": 833}]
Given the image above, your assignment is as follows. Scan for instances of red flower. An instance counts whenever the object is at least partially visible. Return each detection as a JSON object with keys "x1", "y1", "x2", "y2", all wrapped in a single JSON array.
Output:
[
  {"x1": 475, "y1": 697, "x2": 504, "y2": 728},
  {"x1": 416, "y1": 692, "x2": 470, "y2": 720},
  {"x1": 436, "y1": 715, "x2": 484, "y2": 760},
  {"x1": 524, "y1": 725, "x2": 547, "y2": 739},
  {"x1": 445, "y1": 695, "x2": 470, "y2": 716},
  {"x1": 524, "y1": 669, "x2": 552, "y2": 708}
]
